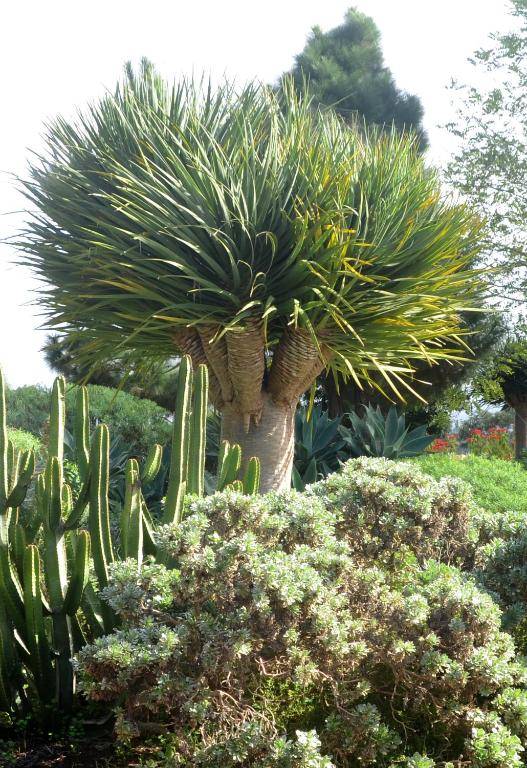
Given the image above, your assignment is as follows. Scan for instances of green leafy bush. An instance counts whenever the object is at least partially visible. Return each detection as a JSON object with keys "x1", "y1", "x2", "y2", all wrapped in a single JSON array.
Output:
[
  {"x1": 65, "y1": 385, "x2": 171, "y2": 456},
  {"x1": 5, "y1": 385, "x2": 49, "y2": 436},
  {"x1": 5, "y1": 383, "x2": 172, "y2": 456},
  {"x1": 78, "y1": 459, "x2": 527, "y2": 767},
  {"x1": 411, "y1": 453, "x2": 527, "y2": 518}
]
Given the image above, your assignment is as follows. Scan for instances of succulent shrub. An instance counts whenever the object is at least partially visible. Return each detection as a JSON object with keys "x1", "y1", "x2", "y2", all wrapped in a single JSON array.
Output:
[
  {"x1": 476, "y1": 533, "x2": 527, "y2": 633},
  {"x1": 339, "y1": 405, "x2": 434, "y2": 459},
  {"x1": 292, "y1": 406, "x2": 346, "y2": 490},
  {"x1": 308, "y1": 457, "x2": 475, "y2": 566},
  {"x1": 78, "y1": 459, "x2": 527, "y2": 767}
]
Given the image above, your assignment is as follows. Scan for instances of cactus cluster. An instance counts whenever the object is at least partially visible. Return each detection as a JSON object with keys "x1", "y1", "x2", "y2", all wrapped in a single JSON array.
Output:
[{"x1": 0, "y1": 356, "x2": 259, "y2": 720}]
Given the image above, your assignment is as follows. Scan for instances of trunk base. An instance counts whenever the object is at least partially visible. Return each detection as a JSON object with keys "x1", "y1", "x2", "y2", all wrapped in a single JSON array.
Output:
[
  {"x1": 221, "y1": 393, "x2": 296, "y2": 493},
  {"x1": 514, "y1": 404, "x2": 527, "y2": 460}
]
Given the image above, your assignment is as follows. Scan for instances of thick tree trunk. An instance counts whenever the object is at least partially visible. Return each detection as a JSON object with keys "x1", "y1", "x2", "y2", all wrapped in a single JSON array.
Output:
[
  {"x1": 514, "y1": 403, "x2": 527, "y2": 460},
  {"x1": 221, "y1": 392, "x2": 296, "y2": 493}
]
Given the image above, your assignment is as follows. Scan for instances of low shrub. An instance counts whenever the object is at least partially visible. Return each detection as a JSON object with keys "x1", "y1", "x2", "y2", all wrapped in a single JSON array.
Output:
[
  {"x1": 475, "y1": 534, "x2": 527, "y2": 632},
  {"x1": 409, "y1": 449, "x2": 527, "y2": 653},
  {"x1": 308, "y1": 457, "x2": 474, "y2": 566},
  {"x1": 411, "y1": 453, "x2": 527, "y2": 519},
  {"x1": 78, "y1": 459, "x2": 527, "y2": 767}
]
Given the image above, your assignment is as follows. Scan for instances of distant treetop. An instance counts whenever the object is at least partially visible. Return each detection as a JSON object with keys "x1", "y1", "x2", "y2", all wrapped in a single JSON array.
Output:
[{"x1": 283, "y1": 7, "x2": 427, "y2": 148}]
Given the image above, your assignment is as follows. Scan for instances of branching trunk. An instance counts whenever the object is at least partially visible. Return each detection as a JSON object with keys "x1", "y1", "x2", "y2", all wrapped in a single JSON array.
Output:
[
  {"x1": 176, "y1": 322, "x2": 330, "y2": 492},
  {"x1": 221, "y1": 394, "x2": 296, "y2": 492}
]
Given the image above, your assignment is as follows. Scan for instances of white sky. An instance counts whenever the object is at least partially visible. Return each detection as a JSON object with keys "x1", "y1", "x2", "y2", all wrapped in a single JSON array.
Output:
[{"x1": 0, "y1": 0, "x2": 512, "y2": 388}]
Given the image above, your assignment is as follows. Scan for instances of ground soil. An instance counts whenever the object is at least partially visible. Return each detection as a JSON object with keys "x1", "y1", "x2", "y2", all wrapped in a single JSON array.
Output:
[{"x1": 0, "y1": 725, "x2": 159, "y2": 768}]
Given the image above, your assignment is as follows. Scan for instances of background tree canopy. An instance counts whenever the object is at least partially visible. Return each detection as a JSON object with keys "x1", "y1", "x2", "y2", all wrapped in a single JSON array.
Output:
[
  {"x1": 472, "y1": 328, "x2": 527, "y2": 458},
  {"x1": 283, "y1": 7, "x2": 427, "y2": 148},
  {"x1": 447, "y1": 0, "x2": 527, "y2": 303}
]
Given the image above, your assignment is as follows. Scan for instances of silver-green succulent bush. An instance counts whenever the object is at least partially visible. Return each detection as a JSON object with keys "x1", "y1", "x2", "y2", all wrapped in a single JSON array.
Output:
[
  {"x1": 475, "y1": 532, "x2": 527, "y2": 633},
  {"x1": 307, "y1": 457, "x2": 476, "y2": 566},
  {"x1": 77, "y1": 458, "x2": 527, "y2": 767}
]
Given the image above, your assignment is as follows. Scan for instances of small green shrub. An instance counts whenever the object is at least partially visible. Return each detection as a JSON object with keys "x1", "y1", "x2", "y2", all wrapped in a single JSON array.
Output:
[
  {"x1": 6, "y1": 383, "x2": 172, "y2": 456},
  {"x1": 65, "y1": 385, "x2": 172, "y2": 456},
  {"x1": 78, "y1": 460, "x2": 527, "y2": 767},
  {"x1": 411, "y1": 453, "x2": 527, "y2": 518}
]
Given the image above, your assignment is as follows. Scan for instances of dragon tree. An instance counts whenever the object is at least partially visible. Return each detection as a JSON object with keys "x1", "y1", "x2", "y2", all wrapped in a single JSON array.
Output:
[{"x1": 20, "y1": 62, "x2": 483, "y2": 491}]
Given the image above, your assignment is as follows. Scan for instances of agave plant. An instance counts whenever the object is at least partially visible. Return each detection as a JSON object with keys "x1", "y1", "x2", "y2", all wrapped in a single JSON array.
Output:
[
  {"x1": 292, "y1": 406, "x2": 346, "y2": 490},
  {"x1": 20, "y1": 61, "x2": 483, "y2": 491},
  {"x1": 339, "y1": 405, "x2": 434, "y2": 459}
]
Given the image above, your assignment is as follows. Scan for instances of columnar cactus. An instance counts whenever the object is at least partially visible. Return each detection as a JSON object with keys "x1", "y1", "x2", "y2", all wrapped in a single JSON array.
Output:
[
  {"x1": 163, "y1": 355, "x2": 193, "y2": 524},
  {"x1": 187, "y1": 364, "x2": 208, "y2": 497},
  {"x1": 0, "y1": 358, "x2": 261, "y2": 717},
  {"x1": 0, "y1": 370, "x2": 91, "y2": 716}
]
